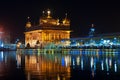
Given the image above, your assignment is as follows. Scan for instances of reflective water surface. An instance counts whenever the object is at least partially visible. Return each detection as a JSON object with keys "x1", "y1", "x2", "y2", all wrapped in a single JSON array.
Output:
[{"x1": 0, "y1": 49, "x2": 120, "y2": 80}]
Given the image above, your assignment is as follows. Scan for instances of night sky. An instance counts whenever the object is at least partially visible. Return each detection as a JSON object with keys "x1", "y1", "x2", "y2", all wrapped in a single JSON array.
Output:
[{"x1": 0, "y1": 1, "x2": 120, "y2": 42}]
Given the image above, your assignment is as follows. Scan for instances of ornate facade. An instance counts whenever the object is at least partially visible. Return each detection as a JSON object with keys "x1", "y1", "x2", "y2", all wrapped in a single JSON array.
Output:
[{"x1": 24, "y1": 9, "x2": 71, "y2": 48}]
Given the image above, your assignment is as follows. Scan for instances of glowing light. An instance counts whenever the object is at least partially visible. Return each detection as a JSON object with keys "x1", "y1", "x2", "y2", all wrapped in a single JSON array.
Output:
[
  {"x1": 107, "y1": 40, "x2": 110, "y2": 43},
  {"x1": 91, "y1": 28, "x2": 95, "y2": 31},
  {"x1": 101, "y1": 61, "x2": 104, "y2": 70},
  {"x1": 109, "y1": 42, "x2": 113, "y2": 45},
  {"x1": 16, "y1": 54, "x2": 21, "y2": 68},
  {"x1": 61, "y1": 57, "x2": 65, "y2": 66},
  {"x1": 103, "y1": 40, "x2": 110, "y2": 44},
  {"x1": 56, "y1": 19, "x2": 60, "y2": 25},
  {"x1": 27, "y1": 16, "x2": 30, "y2": 19},
  {"x1": 81, "y1": 58, "x2": 83, "y2": 70},
  {"x1": 72, "y1": 59, "x2": 75, "y2": 66},
  {"x1": 42, "y1": 11, "x2": 45, "y2": 14},
  {"x1": 91, "y1": 57, "x2": 94, "y2": 68},
  {"x1": 0, "y1": 51, "x2": 3, "y2": 61},
  {"x1": 106, "y1": 58, "x2": 109, "y2": 72},
  {"x1": 104, "y1": 40, "x2": 107, "y2": 43},
  {"x1": 57, "y1": 74, "x2": 60, "y2": 80},
  {"x1": 47, "y1": 9, "x2": 51, "y2": 18},
  {"x1": 76, "y1": 56, "x2": 80, "y2": 66},
  {"x1": 114, "y1": 62, "x2": 117, "y2": 72},
  {"x1": 47, "y1": 10, "x2": 51, "y2": 14},
  {"x1": 114, "y1": 37, "x2": 117, "y2": 40},
  {"x1": 17, "y1": 42, "x2": 22, "y2": 48},
  {"x1": 65, "y1": 56, "x2": 70, "y2": 67},
  {"x1": 1, "y1": 43, "x2": 3, "y2": 47},
  {"x1": 109, "y1": 59, "x2": 112, "y2": 68}
]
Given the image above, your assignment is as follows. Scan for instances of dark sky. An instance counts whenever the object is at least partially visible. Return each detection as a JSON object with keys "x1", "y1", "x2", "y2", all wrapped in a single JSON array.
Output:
[{"x1": 0, "y1": 1, "x2": 120, "y2": 41}]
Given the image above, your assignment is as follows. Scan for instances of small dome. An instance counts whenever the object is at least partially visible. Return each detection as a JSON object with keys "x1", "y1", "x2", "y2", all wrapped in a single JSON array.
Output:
[
  {"x1": 62, "y1": 13, "x2": 70, "y2": 26},
  {"x1": 26, "y1": 21, "x2": 31, "y2": 28}
]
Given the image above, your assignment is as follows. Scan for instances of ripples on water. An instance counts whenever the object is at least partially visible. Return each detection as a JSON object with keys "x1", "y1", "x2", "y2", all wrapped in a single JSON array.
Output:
[{"x1": 0, "y1": 49, "x2": 120, "y2": 80}]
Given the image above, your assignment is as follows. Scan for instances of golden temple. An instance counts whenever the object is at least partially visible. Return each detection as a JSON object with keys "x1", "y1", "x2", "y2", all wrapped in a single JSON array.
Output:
[{"x1": 24, "y1": 9, "x2": 71, "y2": 48}]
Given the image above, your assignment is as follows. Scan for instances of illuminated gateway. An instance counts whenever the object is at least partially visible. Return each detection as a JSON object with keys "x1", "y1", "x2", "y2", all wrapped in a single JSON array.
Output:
[{"x1": 24, "y1": 9, "x2": 71, "y2": 48}]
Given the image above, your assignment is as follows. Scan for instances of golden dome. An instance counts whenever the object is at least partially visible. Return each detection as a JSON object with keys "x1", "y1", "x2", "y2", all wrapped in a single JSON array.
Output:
[
  {"x1": 26, "y1": 17, "x2": 32, "y2": 28},
  {"x1": 62, "y1": 13, "x2": 70, "y2": 26}
]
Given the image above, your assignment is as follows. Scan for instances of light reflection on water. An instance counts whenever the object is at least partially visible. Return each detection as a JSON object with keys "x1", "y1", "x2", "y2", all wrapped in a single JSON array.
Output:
[
  {"x1": 0, "y1": 49, "x2": 120, "y2": 80},
  {"x1": 24, "y1": 51, "x2": 71, "y2": 80}
]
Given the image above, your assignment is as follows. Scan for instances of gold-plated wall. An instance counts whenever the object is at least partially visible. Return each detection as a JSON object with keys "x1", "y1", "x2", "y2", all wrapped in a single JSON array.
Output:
[{"x1": 25, "y1": 30, "x2": 70, "y2": 47}]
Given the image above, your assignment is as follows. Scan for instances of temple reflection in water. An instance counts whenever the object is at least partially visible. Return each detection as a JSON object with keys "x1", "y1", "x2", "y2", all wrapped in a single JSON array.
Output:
[
  {"x1": 0, "y1": 49, "x2": 120, "y2": 79},
  {"x1": 24, "y1": 53, "x2": 71, "y2": 80},
  {"x1": 15, "y1": 49, "x2": 120, "y2": 80}
]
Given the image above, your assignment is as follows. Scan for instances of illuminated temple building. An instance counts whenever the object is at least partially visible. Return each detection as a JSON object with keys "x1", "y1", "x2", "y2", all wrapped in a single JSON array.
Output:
[
  {"x1": 24, "y1": 9, "x2": 71, "y2": 48},
  {"x1": 0, "y1": 30, "x2": 10, "y2": 48},
  {"x1": 69, "y1": 24, "x2": 120, "y2": 48}
]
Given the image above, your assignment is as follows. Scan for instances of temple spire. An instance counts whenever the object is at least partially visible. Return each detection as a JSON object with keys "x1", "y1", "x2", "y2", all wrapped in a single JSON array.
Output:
[
  {"x1": 47, "y1": 9, "x2": 51, "y2": 18},
  {"x1": 92, "y1": 24, "x2": 94, "y2": 27},
  {"x1": 65, "y1": 13, "x2": 68, "y2": 19},
  {"x1": 27, "y1": 16, "x2": 30, "y2": 21},
  {"x1": 26, "y1": 16, "x2": 31, "y2": 28},
  {"x1": 62, "y1": 13, "x2": 70, "y2": 26},
  {"x1": 88, "y1": 24, "x2": 95, "y2": 37},
  {"x1": 42, "y1": 11, "x2": 45, "y2": 17}
]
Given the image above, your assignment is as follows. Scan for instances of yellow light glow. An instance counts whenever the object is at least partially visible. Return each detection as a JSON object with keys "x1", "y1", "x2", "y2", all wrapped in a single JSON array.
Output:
[
  {"x1": 47, "y1": 10, "x2": 51, "y2": 14},
  {"x1": 47, "y1": 9, "x2": 51, "y2": 18}
]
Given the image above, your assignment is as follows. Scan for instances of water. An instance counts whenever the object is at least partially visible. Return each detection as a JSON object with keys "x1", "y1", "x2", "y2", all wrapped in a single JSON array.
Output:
[{"x1": 0, "y1": 49, "x2": 120, "y2": 80}]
